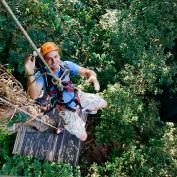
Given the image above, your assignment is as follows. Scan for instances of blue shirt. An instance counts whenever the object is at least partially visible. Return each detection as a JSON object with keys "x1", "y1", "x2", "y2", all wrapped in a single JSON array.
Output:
[{"x1": 35, "y1": 61, "x2": 81, "y2": 107}]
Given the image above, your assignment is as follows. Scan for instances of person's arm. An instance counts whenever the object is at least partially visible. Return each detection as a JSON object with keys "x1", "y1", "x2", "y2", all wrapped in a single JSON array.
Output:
[
  {"x1": 27, "y1": 75, "x2": 43, "y2": 99},
  {"x1": 64, "y1": 61, "x2": 100, "y2": 92},
  {"x1": 79, "y1": 67, "x2": 100, "y2": 92},
  {"x1": 24, "y1": 55, "x2": 43, "y2": 99}
]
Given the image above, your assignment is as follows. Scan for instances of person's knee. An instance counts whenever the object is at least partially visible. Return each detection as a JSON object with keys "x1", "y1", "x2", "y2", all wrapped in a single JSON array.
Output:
[
  {"x1": 102, "y1": 100, "x2": 108, "y2": 108},
  {"x1": 80, "y1": 133, "x2": 87, "y2": 141}
]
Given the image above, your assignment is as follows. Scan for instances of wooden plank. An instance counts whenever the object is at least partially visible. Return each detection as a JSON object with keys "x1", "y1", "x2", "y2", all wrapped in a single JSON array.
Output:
[
  {"x1": 13, "y1": 108, "x2": 87, "y2": 165},
  {"x1": 13, "y1": 127, "x2": 81, "y2": 165}
]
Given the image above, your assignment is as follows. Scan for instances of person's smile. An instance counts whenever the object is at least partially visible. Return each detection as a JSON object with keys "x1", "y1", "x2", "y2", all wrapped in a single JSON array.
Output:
[{"x1": 44, "y1": 50, "x2": 60, "y2": 71}]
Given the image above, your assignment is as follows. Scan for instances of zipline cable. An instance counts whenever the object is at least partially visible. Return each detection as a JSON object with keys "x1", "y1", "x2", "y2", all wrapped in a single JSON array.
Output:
[{"x1": 0, "y1": 0, "x2": 61, "y2": 86}]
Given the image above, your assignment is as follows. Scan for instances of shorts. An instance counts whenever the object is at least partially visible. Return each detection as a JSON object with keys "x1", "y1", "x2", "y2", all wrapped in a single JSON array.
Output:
[{"x1": 59, "y1": 90, "x2": 107, "y2": 139}]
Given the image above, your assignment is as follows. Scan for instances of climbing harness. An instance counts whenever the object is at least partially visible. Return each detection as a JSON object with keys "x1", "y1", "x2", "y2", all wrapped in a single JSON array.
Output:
[{"x1": 35, "y1": 62, "x2": 82, "y2": 112}]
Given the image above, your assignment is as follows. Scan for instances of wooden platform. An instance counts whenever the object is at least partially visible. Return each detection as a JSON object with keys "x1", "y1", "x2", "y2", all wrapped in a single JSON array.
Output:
[
  {"x1": 13, "y1": 127, "x2": 81, "y2": 165},
  {"x1": 12, "y1": 107, "x2": 87, "y2": 166}
]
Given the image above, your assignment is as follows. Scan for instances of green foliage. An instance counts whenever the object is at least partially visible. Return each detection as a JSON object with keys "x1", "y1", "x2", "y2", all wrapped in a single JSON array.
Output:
[
  {"x1": 96, "y1": 84, "x2": 164, "y2": 144},
  {"x1": 0, "y1": 0, "x2": 177, "y2": 176},
  {"x1": 118, "y1": 50, "x2": 175, "y2": 95},
  {"x1": 0, "y1": 155, "x2": 81, "y2": 177},
  {"x1": 7, "y1": 112, "x2": 29, "y2": 127},
  {"x1": 89, "y1": 123, "x2": 177, "y2": 177},
  {"x1": 0, "y1": 129, "x2": 15, "y2": 168},
  {"x1": 96, "y1": 84, "x2": 137, "y2": 145},
  {"x1": 89, "y1": 143, "x2": 177, "y2": 177},
  {"x1": 92, "y1": 0, "x2": 177, "y2": 176}
]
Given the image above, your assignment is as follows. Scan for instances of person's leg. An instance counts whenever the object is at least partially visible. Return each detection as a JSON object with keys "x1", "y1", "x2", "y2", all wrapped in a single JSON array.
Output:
[
  {"x1": 79, "y1": 90, "x2": 107, "y2": 113},
  {"x1": 80, "y1": 132, "x2": 87, "y2": 141},
  {"x1": 59, "y1": 109, "x2": 88, "y2": 141}
]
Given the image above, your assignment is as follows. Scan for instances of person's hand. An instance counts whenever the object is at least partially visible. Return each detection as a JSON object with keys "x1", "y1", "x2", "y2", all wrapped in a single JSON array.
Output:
[
  {"x1": 24, "y1": 54, "x2": 36, "y2": 75},
  {"x1": 87, "y1": 75, "x2": 100, "y2": 92}
]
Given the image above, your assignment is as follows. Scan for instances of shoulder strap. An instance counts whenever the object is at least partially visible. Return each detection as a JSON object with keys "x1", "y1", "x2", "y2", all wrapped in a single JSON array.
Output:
[
  {"x1": 59, "y1": 61, "x2": 71, "y2": 83},
  {"x1": 39, "y1": 61, "x2": 71, "y2": 94},
  {"x1": 43, "y1": 61, "x2": 70, "y2": 92},
  {"x1": 60, "y1": 61, "x2": 70, "y2": 72}
]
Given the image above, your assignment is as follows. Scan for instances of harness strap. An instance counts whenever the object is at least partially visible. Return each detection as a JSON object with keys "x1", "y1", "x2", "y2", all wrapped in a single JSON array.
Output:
[
  {"x1": 58, "y1": 104, "x2": 63, "y2": 112},
  {"x1": 57, "y1": 88, "x2": 82, "y2": 111},
  {"x1": 38, "y1": 62, "x2": 82, "y2": 111},
  {"x1": 48, "y1": 90, "x2": 58, "y2": 95}
]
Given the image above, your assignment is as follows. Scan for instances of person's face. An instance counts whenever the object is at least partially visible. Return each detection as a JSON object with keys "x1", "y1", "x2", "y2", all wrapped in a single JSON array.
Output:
[{"x1": 44, "y1": 50, "x2": 60, "y2": 71}]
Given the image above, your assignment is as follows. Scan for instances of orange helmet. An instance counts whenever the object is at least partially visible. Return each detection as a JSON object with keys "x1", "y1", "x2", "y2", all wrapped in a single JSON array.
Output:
[{"x1": 40, "y1": 42, "x2": 60, "y2": 56}]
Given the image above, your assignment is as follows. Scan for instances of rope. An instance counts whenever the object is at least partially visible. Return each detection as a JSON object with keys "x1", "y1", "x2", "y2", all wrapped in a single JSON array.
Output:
[
  {"x1": 0, "y1": 97, "x2": 58, "y2": 130},
  {"x1": 0, "y1": 0, "x2": 61, "y2": 87}
]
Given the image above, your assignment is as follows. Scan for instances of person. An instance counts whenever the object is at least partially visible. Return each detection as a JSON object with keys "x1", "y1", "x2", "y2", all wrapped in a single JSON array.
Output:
[{"x1": 24, "y1": 42, "x2": 107, "y2": 141}]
